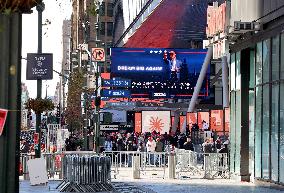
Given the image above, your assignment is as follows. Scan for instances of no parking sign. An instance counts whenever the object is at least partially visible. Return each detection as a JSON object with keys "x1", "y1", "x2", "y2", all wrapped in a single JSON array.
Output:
[{"x1": 92, "y1": 48, "x2": 105, "y2": 62}]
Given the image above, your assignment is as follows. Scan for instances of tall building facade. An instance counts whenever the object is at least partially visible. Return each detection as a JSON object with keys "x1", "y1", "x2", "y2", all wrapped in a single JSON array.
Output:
[
  {"x1": 70, "y1": 0, "x2": 114, "y2": 72},
  {"x1": 226, "y1": 0, "x2": 284, "y2": 185},
  {"x1": 61, "y1": 19, "x2": 71, "y2": 110}
]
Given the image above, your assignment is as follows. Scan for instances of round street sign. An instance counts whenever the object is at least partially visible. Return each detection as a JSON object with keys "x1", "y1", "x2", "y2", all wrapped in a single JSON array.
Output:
[{"x1": 92, "y1": 48, "x2": 105, "y2": 62}]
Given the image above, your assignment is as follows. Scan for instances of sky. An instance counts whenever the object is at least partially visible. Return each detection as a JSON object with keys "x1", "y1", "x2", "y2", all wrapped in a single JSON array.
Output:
[{"x1": 22, "y1": 0, "x2": 72, "y2": 98}]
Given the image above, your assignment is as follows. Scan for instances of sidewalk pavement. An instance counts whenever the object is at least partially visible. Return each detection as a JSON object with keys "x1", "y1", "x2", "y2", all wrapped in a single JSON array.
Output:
[{"x1": 20, "y1": 178, "x2": 283, "y2": 193}]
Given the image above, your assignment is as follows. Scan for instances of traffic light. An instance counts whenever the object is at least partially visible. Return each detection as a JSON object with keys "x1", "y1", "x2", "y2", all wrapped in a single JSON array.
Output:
[
  {"x1": 95, "y1": 96, "x2": 101, "y2": 107},
  {"x1": 56, "y1": 105, "x2": 60, "y2": 124},
  {"x1": 71, "y1": 50, "x2": 80, "y2": 69}
]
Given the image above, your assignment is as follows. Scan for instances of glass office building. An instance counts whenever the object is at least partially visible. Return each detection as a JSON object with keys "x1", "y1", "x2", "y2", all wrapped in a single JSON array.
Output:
[{"x1": 229, "y1": 29, "x2": 284, "y2": 185}]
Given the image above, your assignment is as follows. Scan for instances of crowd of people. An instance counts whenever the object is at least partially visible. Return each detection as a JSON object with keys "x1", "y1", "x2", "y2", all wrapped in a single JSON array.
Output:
[
  {"x1": 99, "y1": 130, "x2": 229, "y2": 154},
  {"x1": 20, "y1": 123, "x2": 229, "y2": 155},
  {"x1": 20, "y1": 130, "x2": 46, "y2": 153}
]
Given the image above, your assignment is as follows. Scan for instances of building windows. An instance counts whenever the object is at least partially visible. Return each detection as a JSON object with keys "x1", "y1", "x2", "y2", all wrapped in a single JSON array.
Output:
[
  {"x1": 254, "y1": 34, "x2": 284, "y2": 182},
  {"x1": 231, "y1": 33, "x2": 284, "y2": 183},
  {"x1": 249, "y1": 49, "x2": 255, "y2": 88},
  {"x1": 100, "y1": 22, "x2": 105, "y2": 35},
  {"x1": 262, "y1": 39, "x2": 270, "y2": 83},
  {"x1": 272, "y1": 35, "x2": 279, "y2": 81},
  {"x1": 256, "y1": 42, "x2": 262, "y2": 85},
  {"x1": 107, "y1": 3, "x2": 114, "y2": 17},
  {"x1": 230, "y1": 91, "x2": 236, "y2": 173},
  {"x1": 235, "y1": 52, "x2": 241, "y2": 90},
  {"x1": 281, "y1": 34, "x2": 284, "y2": 79},
  {"x1": 271, "y1": 83, "x2": 279, "y2": 181},
  {"x1": 230, "y1": 53, "x2": 236, "y2": 91},
  {"x1": 235, "y1": 91, "x2": 241, "y2": 173},
  {"x1": 262, "y1": 84, "x2": 270, "y2": 179},
  {"x1": 107, "y1": 22, "x2": 113, "y2": 36},
  {"x1": 255, "y1": 85, "x2": 262, "y2": 178},
  {"x1": 279, "y1": 82, "x2": 284, "y2": 183},
  {"x1": 100, "y1": 2, "x2": 105, "y2": 16}
]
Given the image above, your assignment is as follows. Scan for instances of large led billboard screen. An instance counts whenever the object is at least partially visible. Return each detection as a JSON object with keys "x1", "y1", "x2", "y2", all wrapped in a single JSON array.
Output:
[{"x1": 110, "y1": 48, "x2": 210, "y2": 99}]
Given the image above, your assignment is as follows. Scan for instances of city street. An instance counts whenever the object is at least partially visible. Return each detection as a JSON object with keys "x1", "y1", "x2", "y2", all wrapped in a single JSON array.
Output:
[
  {"x1": 1, "y1": 0, "x2": 284, "y2": 192},
  {"x1": 20, "y1": 178, "x2": 284, "y2": 193}
]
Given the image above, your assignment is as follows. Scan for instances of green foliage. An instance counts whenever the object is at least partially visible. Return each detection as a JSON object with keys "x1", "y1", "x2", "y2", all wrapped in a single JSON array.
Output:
[
  {"x1": 65, "y1": 71, "x2": 84, "y2": 132},
  {"x1": 88, "y1": 4, "x2": 98, "y2": 17},
  {"x1": 25, "y1": 98, "x2": 55, "y2": 114}
]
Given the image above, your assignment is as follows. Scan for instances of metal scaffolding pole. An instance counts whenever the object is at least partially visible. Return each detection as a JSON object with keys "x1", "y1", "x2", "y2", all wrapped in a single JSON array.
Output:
[
  {"x1": 181, "y1": 46, "x2": 213, "y2": 131},
  {"x1": 188, "y1": 46, "x2": 213, "y2": 112},
  {"x1": 222, "y1": 56, "x2": 229, "y2": 108}
]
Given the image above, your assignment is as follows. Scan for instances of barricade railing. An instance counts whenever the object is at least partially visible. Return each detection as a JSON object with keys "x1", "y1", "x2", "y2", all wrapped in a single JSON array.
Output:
[
  {"x1": 20, "y1": 152, "x2": 96, "y2": 179},
  {"x1": 20, "y1": 151, "x2": 229, "y2": 181},
  {"x1": 175, "y1": 149, "x2": 229, "y2": 179},
  {"x1": 57, "y1": 154, "x2": 114, "y2": 192},
  {"x1": 103, "y1": 151, "x2": 169, "y2": 179}
]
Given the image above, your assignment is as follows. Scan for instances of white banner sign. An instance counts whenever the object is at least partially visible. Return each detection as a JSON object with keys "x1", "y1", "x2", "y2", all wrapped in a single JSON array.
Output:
[
  {"x1": 142, "y1": 111, "x2": 170, "y2": 134},
  {"x1": 100, "y1": 125, "x2": 119, "y2": 131}
]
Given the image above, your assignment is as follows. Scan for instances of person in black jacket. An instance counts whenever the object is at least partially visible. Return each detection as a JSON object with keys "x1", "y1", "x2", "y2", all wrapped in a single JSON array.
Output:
[
  {"x1": 183, "y1": 137, "x2": 194, "y2": 151},
  {"x1": 20, "y1": 138, "x2": 30, "y2": 153}
]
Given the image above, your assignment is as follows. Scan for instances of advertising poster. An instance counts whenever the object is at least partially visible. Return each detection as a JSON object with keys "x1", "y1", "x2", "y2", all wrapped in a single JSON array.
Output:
[
  {"x1": 142, "y1": 111, "x2": 170, "y2": 134},
  {"x1": 179, "y1": 115, "x2": 186, "y2": 133},
  {"x1": 134, "y1": 112, "x2": 142, "y2": 133},
  {"x1": 187, "y1": 112, "x2": 197, "y2": 130},
  {"x1": 210, "y1": 110, "x2": 223, "y2": 132},
  {"x1": 111, "y1": 48, "x2": 210, "y2": 99},
  {"x1": 224, "y1": 108, "x2": 230, "y2": 132},
  {"x1": 198, "y1": 112, "x2": 209, "y2": 130}
]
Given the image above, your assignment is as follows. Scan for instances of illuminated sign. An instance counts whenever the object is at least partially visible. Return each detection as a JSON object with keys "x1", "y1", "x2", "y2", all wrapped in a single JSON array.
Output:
[
  {"x1": 154, "y1": 93, "x2": 166, "y2": 97},
  {"x1": 117, "y1": 66, "x2": 163, "y2": 71},
  {"x1": 105, "y1": 102, "x2": 136, "y2": 107},
  {"x1": 111, "y1": 48, "x2": 210, "y2": 99},
  {"x1": 152, "y1": 92, "x2": 167, "y2": 98},
  {"x1": 102, "y1": 89, "x2": 131, "y2": 98},
  {"x1": 206, "y1": 2, "x2": 226, "y2": 37},
  {"x1": 103, "y1": 78, "x2": 131, "y2": 87}
]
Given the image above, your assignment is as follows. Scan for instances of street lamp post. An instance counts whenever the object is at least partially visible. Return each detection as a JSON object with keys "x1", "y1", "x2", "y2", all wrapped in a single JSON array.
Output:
[{"x1": 35, "y1": 1, "x2": 45, "y2": 158}]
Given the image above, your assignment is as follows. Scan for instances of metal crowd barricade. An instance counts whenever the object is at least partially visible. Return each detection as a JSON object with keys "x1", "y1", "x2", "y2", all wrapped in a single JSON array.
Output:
[
  {"x1": 103, "y1": 151, "x2": 168, "y2": 179},
  {"x1": 175, "y1": 150, "x2": 229, "y2": 179},
  {"x1": 57, "y1": 154, "x2": 114, "y2": 192},
  {"x1": 20, "y1": 150, "x2": 229, "y2": 182}
]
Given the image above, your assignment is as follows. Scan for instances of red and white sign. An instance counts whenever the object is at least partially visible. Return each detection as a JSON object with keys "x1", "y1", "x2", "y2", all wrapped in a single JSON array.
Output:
[
  {"x1": 206, "y1": 2, "x2": 226, "y2": 37},
  {"x1": 135, "y1": 112, "x2": 142, "y2": 133},
  {"x1": 0, "y1": 109, "x2": 8, "y2": 136},
  {"x1": 92, "y1": 48, "x2": 105, "y2": 62},
  {"x1": 34, "y1": 133, "x2": 39, "y2": 145},
  {"x1": 142, "y1": 111, "x2": 170, "y2": 134}
]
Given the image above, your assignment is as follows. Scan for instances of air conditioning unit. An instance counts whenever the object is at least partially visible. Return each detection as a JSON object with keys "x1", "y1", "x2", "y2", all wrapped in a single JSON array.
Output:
[{"x1": 233, "y1": 21, "x2": 261, "y2": 33}]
